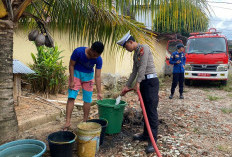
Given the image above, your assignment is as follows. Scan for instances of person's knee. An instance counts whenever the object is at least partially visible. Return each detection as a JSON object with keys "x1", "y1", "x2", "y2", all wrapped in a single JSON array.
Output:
[
  {"x1": 67, "y1": 98, "x2": 75, "y2": 104},
  {"x1": 83, "y1": 102, "x2": 91, "y2": 107}
]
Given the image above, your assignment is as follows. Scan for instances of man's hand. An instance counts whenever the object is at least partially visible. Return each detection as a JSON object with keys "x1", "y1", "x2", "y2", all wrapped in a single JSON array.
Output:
[
  {"x1": 176, "y1": 60, "x2": 181, "y2": 64},
  {"x1": 133, "y1": 82, "x2": 140, "y2": 91},
  {"x1": 121, "y1": 86, "x2": 129, "y2": 96},
  {"x1": 69, "y1": 81, "x2": 74, "y2": 89},
  {"x1": 183, "y1": 65, "x2": 185, "y2": 68},
  {"x1": 97, "y1": 93, "x2": 103, "y2": 100}
]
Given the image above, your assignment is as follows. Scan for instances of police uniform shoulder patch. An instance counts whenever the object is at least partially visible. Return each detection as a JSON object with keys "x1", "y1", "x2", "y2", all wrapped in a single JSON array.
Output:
[
  {"x1": 137, "y1": 47, "x2": 144, "y2": 61},
  {"x1": 139, "y1": 47, "x2": 144, "y2": 56}
]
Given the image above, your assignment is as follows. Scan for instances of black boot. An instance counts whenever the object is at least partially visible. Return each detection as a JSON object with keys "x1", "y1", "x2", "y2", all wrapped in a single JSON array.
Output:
[
  {"x1": 179, "y1": 94, "x2": 184, "y2": 99},
  {"x1": 145, "y1": 141, "x2": 155, "y2": 153},
  {"x1": 133, "y1": 133, "x2": 149, "y2": 141},
  {"x1": 169, "y1": 94, "x2": 173, "y2": 99}
]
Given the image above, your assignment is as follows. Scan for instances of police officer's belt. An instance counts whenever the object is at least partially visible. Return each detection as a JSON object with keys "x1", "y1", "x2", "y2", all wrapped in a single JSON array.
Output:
[{"x1": 145, "y1": 73, "x2": 157, "y2": 80}]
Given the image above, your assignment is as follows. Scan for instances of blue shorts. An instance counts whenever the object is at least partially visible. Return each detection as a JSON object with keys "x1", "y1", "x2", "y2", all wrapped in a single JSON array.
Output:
[{"x1": 68, "y1": 70, "x2": 94, "y2": 103}]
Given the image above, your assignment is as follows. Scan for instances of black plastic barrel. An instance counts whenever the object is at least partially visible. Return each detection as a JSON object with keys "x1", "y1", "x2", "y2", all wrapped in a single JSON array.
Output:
[
  {"x1": 87, "y1": 119, "x2": 108, "y2": 145},
  {"x1": 47, "y1": 131, "x2": 76, "y2": 157}
]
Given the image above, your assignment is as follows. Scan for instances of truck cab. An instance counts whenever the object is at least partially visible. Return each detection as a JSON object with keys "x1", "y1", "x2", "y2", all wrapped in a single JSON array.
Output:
[{"x1": 184, "y1": 28, "x2": 229, "y2": 85}]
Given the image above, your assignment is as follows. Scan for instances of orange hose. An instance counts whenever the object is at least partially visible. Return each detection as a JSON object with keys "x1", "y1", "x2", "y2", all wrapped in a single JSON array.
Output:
[
  {"x1": 137, "y1": 89, "x2": 162, "y2": 157},
  {"x1": 122, "y1": 89, "x2": 162, "y2": 157}
]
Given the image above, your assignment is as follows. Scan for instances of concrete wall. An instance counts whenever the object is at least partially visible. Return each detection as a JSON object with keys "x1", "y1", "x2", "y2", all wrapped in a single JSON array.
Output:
[{"x1": 13, "y1": 30, "x2": 167, "y2": 77}]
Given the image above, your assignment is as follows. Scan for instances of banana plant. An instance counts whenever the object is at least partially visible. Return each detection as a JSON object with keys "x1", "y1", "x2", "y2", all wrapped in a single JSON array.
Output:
[{"x1": 29, "y1": 44, "x2": 67, "y2": 95}]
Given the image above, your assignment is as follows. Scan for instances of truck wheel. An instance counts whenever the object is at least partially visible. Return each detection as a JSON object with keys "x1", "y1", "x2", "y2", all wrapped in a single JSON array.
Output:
[
  {"x1": 221, "y1": 80, "x2": 227, "y2": 86},
  {"x1": 185, "y1": 79, "x2": 191, "y2": 86}
]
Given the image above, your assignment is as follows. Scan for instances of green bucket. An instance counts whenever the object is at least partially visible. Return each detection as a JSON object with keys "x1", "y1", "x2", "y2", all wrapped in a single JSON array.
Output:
[{"x1": 97, "y1": 99, "x2": 127, "y2": 134}]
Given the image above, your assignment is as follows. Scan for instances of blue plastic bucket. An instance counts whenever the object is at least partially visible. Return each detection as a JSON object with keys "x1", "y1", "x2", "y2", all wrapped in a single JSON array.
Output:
[{"x1": 0, "y1": 139, "x2": 46, "y2": 157}]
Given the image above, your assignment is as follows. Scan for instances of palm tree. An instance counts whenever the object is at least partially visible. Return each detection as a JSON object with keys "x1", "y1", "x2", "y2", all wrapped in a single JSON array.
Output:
[
  {"x1": 153, "y1": 0, "x2": 209, "y2": 35},
  {"x1": 0, "y1": 0, "x2": 209, "y2": 143}
]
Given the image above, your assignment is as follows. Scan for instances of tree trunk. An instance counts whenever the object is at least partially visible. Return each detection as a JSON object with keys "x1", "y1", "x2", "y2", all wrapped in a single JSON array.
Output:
[{"x1": 0, "y1": 22, "x2": 18, "y2": 144}]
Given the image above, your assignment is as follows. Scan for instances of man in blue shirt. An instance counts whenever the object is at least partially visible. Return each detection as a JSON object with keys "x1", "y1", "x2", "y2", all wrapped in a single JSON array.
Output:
[
  {"x1": 63, "y1": 41, "x2": 104, "y2": 130},
  {"x1": 169, "y1": 43, "x2": 186, "y2": 99}
]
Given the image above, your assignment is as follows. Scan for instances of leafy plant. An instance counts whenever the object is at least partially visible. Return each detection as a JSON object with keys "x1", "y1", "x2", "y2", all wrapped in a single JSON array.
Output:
[{"x1": 28, "y1": 45, "x2": 67, "y2": 95}]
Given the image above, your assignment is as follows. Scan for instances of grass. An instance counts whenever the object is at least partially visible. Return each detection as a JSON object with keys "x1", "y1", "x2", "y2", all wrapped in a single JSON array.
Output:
[
  {"x1": 193, "y1": 127, "x2": 200, "y2": 134},
  {"x1": 219, "y1": 73, "x2": 232, "y2": 92},
  {"x1": 159, "y1": 75, "x2": 167, "y2": 89},
  {"x1": 227, "y1": 93, "x2": 232, "y2": 98},
  {"x1": 219, "y1": 85, "x2": 232, "y2": 92},
  {"x1": 221, "y1": 108, "x2": 232, "y2": 114},
  {"x1": 217, "y1": 145, "x2": 226, "y2": 151},
  {"x1": 217, "y1": 145, "x2": 232, "y2": 153},
  {"x1": 202, "y1": 88, "x2": 210, "y2": 92},
  {"x1": 208, "y1": 95, "x2": 220, "y2": 101}
]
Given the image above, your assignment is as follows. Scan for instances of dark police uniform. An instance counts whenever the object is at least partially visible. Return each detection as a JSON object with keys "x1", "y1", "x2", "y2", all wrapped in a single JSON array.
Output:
[
  {"x1": 169, "y1": 51, "x2": 186, "y2": 96},
  {"x1": 126, "y1": 44, "x2": 159, "y2": 142}
]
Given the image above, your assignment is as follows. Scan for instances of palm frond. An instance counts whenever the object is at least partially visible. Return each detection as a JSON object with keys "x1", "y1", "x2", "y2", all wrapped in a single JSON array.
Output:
[
  {"x1": 18, "y1": 0, "x2": 209, "y2": 55},
  {"x1": 19, "y1": 1, "x2": 156, "y2": 47},
  {"x1": 0, "y1": 0, "x2": 8, "y2": 18},
  {"x1": 14, "y1": 0, "x2": 33, "y2": 22},
  {"x1": 153, "y1": 0, "x2": 209, "y2": 34}
]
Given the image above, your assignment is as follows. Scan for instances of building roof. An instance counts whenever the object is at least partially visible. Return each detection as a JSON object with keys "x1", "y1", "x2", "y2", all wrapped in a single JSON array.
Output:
[
  {"x1": 13, "y1": 59, "x2": 35, "y2": 74},
  {"x1": 228, "y1": 40, "x2": 232, "y2": 51},
  {"x1": 228, "y1": 40, "x2": 232, "y2": 46}
]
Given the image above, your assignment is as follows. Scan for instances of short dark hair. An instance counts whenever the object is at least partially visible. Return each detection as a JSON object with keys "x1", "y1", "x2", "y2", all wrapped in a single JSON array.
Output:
[
  {"x1": 128, "y1": 36, "x2": 135, "y2": 42},
  {"x1": 123, "y1": 36, "x2": 135, "y2": 47},
  {"x1": 91, "y1": 41, "x2": 104, "y2": 54},
  {"x1": 176, "y1": 43, "x2": 184, "y2": 49}
]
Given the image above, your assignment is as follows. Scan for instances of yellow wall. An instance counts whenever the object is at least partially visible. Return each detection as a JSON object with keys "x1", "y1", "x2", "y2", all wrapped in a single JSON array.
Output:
[
  {"x1": 13, "y1": 30, "x2": 118, "y2": 75},
  {"x1": 13, "y1": 30, "x2": 167, "y2": 77}
]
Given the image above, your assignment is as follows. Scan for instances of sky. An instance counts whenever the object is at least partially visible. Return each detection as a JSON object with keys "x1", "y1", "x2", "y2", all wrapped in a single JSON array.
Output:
[{"x1": 208, "y1": 0, "x2": 232, "y2": 40}]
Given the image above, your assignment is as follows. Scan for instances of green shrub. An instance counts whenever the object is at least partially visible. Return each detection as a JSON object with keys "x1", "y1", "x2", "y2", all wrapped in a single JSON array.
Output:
[{"x1": 28, "y1": 45, "x2": 67, "y2": 95}]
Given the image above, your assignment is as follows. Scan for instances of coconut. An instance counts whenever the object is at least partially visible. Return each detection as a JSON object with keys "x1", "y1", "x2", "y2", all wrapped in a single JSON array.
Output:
[
  {"x1": 35, "y1": 33, "x2": 45, "y2": 47},
  {"x1": 45, "y1": 34, "x2": 54, "y2": 47},
  {"x1": 28, "y1": 29, "x2": 39, "y2": 41}
]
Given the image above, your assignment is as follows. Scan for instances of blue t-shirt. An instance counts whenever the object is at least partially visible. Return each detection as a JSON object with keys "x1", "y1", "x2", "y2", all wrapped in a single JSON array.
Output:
[{"x1": 70, "y1": 47, "x2": 102, "y2": 73}]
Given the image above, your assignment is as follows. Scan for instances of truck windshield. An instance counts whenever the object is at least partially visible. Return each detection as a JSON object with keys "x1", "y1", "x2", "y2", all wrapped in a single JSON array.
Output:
[{"x1": 187, "y1": 37, "x2": 227, "y2": 54}]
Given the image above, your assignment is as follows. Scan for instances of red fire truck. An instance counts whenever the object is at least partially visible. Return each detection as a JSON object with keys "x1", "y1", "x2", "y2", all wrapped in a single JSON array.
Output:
[{"x1": 184, "y1": 28, "x2": 229, "y2": 85}]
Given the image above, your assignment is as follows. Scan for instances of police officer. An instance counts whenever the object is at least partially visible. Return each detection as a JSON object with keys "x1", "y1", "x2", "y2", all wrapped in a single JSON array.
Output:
[
  {"x1": 117, "y1": 31, "x2": 159, "y2": 153},
  {"x1": 169, "y1": 43, "x2": 186, "y2": 99}
]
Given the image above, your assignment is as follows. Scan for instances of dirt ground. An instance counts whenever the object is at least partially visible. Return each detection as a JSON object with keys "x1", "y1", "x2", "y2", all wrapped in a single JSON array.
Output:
[{"x1": 14, "y1": 76, "x2": 232, "y2": 157}]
